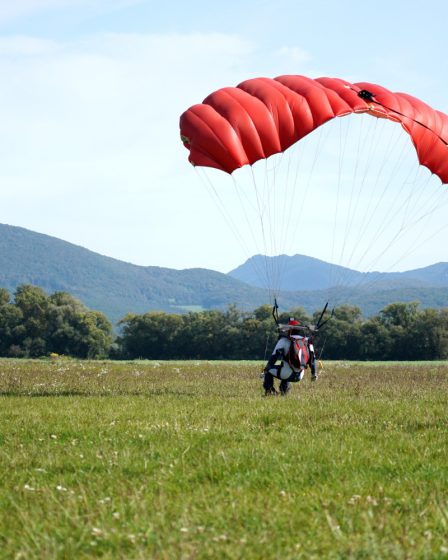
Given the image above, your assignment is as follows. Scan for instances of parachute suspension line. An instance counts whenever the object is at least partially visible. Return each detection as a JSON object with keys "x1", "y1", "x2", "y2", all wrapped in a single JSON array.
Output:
[
  {"x1": 346, "y1": 170, "x2": 448, "y2": 294},
  {"x1": 268, "y1": 152, "x2": 281, "y2": 295},
  {"x1": 329, "y1": 116, "x2": 352, "y2": 290},
  {"x1": 250, "y1": 165, "x2": 276, "y2": 302},
  {"x1": 334, "y1": 116, "x2": 397, "y2": 284},
  {"x1": 336, "y1": 111, "x2": 366, "y2": 273},
  {"x1": 357, "y1": 163, "x2": 423, "y2": 272},
  {"x1": 337, "y1": 115, "x2": 384, "y2": 280},
  {"x1": 348, "y1": 120, "x2": 413, "y2": 274},
  {"x1": 341, "y1": 119, "x2": 400, "y2": 279},
  {"x1": 195, "y1": 168, "x2": 258, "y2": 274},
  {"x1": 366, "y1": 177, "x2": 448, "y2": 274},
  {"x1": 287, "y1": 124, "x2": 329, "y2": 257},
  {"x1": 276, "y1": 145, "x2": 306, "y2": 292},
  {"x1": 230, "y1": 173, "x2": 271, "y2": 289}
]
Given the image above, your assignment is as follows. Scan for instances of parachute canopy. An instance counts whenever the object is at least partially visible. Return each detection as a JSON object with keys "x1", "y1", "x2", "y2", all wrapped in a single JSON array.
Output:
[{"x1": 180, "y1": 75, "x2": 448, "y2": 183}]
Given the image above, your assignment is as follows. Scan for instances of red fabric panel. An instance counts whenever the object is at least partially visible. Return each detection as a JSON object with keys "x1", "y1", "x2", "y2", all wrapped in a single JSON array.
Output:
[{"x1": 179, "y1": 75, "x2": 448, "y2": 183}]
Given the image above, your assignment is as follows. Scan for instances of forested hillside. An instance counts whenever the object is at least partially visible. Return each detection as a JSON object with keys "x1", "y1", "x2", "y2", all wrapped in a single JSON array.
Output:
[{"x1": 1, "y1": 224, "x2": 447, "y2": 322}]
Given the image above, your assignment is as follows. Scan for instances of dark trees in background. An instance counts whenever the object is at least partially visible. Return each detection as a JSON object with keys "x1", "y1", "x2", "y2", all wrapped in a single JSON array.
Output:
[
  {"x1": 0, "y1": 285, "x2": 113, "y2": 358},
  {"x1": 117, "y1": 301, "x2": 448, "y2": 361},
  {"x1": 1, "y1": 284, "x2": 447, "y2": 360}
]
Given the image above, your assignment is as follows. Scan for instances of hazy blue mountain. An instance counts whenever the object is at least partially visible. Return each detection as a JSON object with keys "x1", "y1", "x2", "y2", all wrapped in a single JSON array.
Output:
[
  {"x1": 0, "y1": 223, "x2": 269, "y2": 323},
  {"x1": 1, "y1": 224, "x2": 447, "y2": 323},
  {"x1": 228, "y1": 254, "x2": 448, "y2": 291}
]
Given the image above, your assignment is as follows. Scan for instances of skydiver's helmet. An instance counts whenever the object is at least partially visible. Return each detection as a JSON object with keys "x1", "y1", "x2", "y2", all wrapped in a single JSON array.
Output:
[
  {"x1": 288, "y1": 318, "x2": 302, "y2": 335},
  {"x1": 279, "y1": 317, "x2": 302, "y2": 335}
]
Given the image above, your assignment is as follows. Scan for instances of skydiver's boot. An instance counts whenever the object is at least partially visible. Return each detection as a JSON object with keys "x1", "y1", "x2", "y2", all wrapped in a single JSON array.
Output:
[
  {"x1": 279, "y1": 379, "x2": 291, "y2": 395},
  {"x1": 263, "y1": 369, "x2": 279, "y2": 396}
]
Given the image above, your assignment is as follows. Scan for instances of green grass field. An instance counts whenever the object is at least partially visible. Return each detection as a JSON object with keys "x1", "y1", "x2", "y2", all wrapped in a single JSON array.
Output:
[{"x1": 0, "y1": 358, "x2": 447, "y2": 559}]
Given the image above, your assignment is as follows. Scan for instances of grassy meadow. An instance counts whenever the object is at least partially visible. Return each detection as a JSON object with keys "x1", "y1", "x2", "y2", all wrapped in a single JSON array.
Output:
[{"x1": 0, "y1": 358, "x2": 447, "y2": 559}]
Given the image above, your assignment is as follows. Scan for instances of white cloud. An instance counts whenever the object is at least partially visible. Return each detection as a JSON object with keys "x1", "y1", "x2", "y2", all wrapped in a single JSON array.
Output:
[
  {"x1": 0, "y1": 31, "x2": 264, "y2": 269},
  {"x1": 0, "y1": 0, "x2": 143, "y2": 24}
]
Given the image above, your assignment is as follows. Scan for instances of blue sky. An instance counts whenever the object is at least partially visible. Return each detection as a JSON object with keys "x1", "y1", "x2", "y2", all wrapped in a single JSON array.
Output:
[{"x1": 0, "y1": 0, "x2": 447, "y2": 273}]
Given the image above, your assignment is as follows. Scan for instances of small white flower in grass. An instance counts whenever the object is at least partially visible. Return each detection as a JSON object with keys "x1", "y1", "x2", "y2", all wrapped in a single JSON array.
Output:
[
  {"x1": 348, "y1": 494, "x2": 361, "y2": 505},
  {"x1": 50, "y1": 434, "x2": 57, "y2": 440},
  {"x1": 279, "y1": 490, "x2": 286, "y2": 497},
  {"x1": 24, "y1": 484, "x2": 35, "y2": 491},
  {"x1": 56, "y1": 485, "x2": 67, "y2": 492},
  {"x1": 91, "y1": 527, "x2": 104, "y2": 537},
  {"x1": 180, "y1": 527, "x2": 189, "y2": 533},
  {"x1": 112, "y1": 512, "x2": 120, "y2": 519}
]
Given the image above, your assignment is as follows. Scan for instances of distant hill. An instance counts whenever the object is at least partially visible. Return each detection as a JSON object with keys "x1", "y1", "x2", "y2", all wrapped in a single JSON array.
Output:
[
  {"x1": 0, "y1": 224, "x2": 269, "y2": 323},
  {"x1": 228, "y1": 254, "x2": 448, "y2": 291},
  {"x1": 1, "y1": 224, "x2": 447, "y2": 323}
]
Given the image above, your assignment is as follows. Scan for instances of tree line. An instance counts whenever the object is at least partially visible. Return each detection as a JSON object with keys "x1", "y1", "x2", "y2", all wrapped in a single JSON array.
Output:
[{"x1": 1, "y1": 285, "x2": 447, "y2": 360}]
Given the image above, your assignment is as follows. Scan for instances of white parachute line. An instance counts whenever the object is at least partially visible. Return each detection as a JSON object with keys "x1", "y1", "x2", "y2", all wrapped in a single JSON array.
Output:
[
  {"x1": 286, "y1": 125, "x2": 329, "y2": 260},
  {"x1": 342, "y1": 119, "x2": 410, "y2": 276},
  {"x1": 336, "y1": 114, "x2": 366, "y2": 268},
  {"x1": 276, "y1": 145, "x2": 307, "y2": 293},
  {"x1": 230, "y1": 172, "x2": 273, "y2": 288},
  {"x1": 337, "y1": 117, "x2": 404, "y2": 283},
  {"x1": 360, "y1": 170, "x2": 441, "y2": 273},
  {"x1": 350, "y1": 215, "x2": 448, "y2": 295},
  {"x1": 351, "y1": 186, "x2": 448, "y2": 290},
  {"x1": 330, "y1": 116, "x2": 379, "y2": 287},
  {"x1": 280, "y1": 146, "x2": 302, "y2": 254},
  {"x1": 328, "y1": 120, "x2": 344, "y2": 288},
  {"x1": 195, "y1": 168, "x2": 267, "y2": 288},
  {"x1": 250, "y1": 165, "x2": 276, "y2": 300},
  {"x1": 269, "y1": 153, "x2": 281, "y2": 294},
  {"x1": 349, "y1": 145, "x2": 419, "y2": 274},
  {"x1": 274, "y1": 145, "x2": 305, "y2": 294},
  {"x1": 330, "y1": 116, "x2": 355, "y2": 289},
  {"x1": 360, "y1": 166, "x2": 432, "y2": 269}
]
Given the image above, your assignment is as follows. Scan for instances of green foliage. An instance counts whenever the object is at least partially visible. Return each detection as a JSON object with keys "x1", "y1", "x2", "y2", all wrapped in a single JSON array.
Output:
[
  {"x1": 117, "y1": 302, "x2": 448, "y2": 361},
  {"x1": 0, "y1": 359, "x2": 447, "y2": 558},
  {"x1": 0, "y1": 285, "x2": 113, "y2": 358},
  {"x1": 2, "y1": 282, "x2": 448, "y2": 361}
]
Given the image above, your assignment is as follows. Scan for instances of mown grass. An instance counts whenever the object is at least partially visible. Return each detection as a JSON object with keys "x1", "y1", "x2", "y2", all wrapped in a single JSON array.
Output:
[{"x1": 0, "y1": 358, "x2": 447, "y2": 559}]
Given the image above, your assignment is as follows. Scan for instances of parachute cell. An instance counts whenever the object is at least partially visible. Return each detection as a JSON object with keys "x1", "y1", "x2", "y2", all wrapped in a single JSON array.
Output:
[{"x1": 180, "y1": 75, "x2": 448, "y2": 183}]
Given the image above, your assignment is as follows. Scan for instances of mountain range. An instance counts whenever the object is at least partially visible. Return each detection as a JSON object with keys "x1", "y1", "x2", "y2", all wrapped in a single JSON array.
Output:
[
  {"x1": 228, "y1": 254, "x2": 448, "y2": 291},
  {"x1": 1, "y1": 223, "x2": 447, "y2": 323}
]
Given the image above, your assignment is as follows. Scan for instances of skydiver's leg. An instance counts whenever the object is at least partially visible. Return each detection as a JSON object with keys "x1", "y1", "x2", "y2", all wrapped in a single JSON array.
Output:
[
  {"x1": 310, "y1": 351, "x2": 318, "y2": 381},
  {"x1": 279, "y1": 379, "x2": 291, "y2": 395},
  {"x1": 263, "y1": 367, "x2": 279, "y2": 395}
]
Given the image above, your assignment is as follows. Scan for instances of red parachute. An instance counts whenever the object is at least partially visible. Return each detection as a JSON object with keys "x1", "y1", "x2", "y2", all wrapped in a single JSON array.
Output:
[{"x1": 180, "y1": 75, "x2": 448, "y2": 183}]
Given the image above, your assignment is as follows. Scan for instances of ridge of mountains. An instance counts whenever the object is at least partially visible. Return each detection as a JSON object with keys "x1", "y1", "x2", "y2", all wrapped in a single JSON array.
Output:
[
  {"x1": 228, "y1": 254, "x2": 448, "y2": 291},
  {"x1": 1, "y1": 223, "x2": 447, "y2": 323}
]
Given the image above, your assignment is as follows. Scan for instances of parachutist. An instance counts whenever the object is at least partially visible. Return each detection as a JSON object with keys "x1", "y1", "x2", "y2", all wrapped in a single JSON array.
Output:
[{"x1": 263, "y1": 318, "x2": 317, "y2": 395}]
